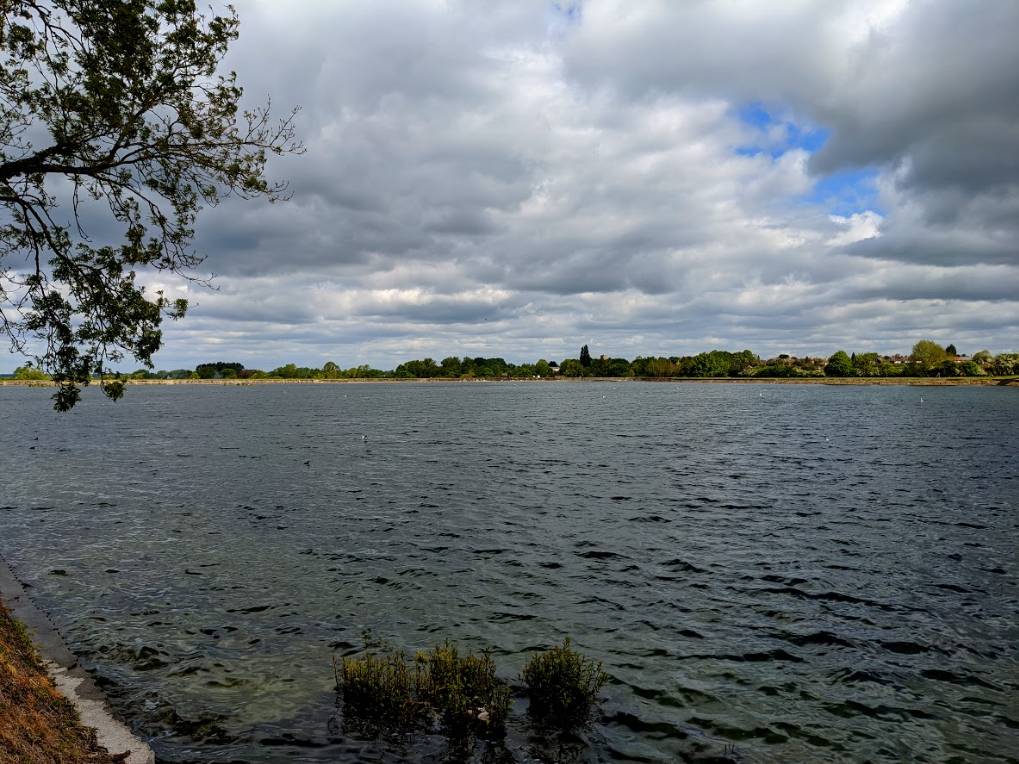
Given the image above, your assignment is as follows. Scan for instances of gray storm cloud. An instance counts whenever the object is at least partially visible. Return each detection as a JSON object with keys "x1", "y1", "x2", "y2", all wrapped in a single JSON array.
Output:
[{"x1": 47, "y1": 0, "x2": 1017, "y2": 371}]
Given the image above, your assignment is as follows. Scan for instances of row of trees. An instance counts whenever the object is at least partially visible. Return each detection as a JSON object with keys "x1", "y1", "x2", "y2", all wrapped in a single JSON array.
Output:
[
  {"x1": 822, "y1": 342, "x2": 1018, "y2": 378},
  {"x1": 9, "y1": 341, "x2": 1017, "y2": 382}
]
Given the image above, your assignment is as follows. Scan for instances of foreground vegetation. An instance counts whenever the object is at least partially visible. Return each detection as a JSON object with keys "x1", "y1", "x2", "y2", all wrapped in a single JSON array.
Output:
[
  {"x1": 0, "y1": 599, "x2": 116, "y2": 764},
  {"x1": 336, "y1": 637, "x2": 607, "y2": 748},
  {"x1": 336, "y1": 641, "x2": 511, "y2": 739},
  {"x1": 522, "y1": 639, "x2": 609, "y2": 729}
]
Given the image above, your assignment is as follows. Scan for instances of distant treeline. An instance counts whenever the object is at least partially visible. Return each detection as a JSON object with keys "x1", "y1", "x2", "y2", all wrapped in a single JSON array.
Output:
[{"x1": 8, "y1": 340, "x2": 1017, "y2": 382}]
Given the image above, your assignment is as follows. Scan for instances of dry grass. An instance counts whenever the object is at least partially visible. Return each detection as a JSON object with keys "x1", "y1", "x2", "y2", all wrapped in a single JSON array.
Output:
[{"x1": 0, "y1": 598, "x2": 116, "y2": 764}]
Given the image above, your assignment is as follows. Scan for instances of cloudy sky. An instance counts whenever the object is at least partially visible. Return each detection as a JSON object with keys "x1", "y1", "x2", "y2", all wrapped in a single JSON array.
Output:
[{"x1": 25, "y1": 0, "x2": 1019, "y2": 370}]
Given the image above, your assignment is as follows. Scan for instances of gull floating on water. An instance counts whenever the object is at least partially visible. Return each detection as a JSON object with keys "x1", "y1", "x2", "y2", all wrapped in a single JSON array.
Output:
[{"x1": 361, "y1": 434, "x2": 368, "y2": 442}]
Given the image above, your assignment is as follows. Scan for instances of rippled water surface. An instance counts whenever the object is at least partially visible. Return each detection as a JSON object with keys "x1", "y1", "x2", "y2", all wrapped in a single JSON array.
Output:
[{"x1": 1, "y1": 382, "x2": 1017, "y2": 762}]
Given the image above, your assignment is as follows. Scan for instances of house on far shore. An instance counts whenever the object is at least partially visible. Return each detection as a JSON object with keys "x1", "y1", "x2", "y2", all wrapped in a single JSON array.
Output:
[{"x1": 548, "y1": 361, "x2": 560, "y2": 374}]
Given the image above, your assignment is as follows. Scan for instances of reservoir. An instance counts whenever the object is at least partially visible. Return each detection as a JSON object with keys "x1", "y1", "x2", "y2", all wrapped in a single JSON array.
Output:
[{"x1": 1, "y1": 382, "x2": 1016, "y2": 762}]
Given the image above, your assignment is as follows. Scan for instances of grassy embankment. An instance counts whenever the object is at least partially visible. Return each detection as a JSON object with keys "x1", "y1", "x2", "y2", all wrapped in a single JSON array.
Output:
[{"x1": 0, "y1": 599, "x2": 116, "y2": 764}]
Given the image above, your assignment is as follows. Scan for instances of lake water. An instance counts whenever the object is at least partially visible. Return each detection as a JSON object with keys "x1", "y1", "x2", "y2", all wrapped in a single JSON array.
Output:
[{"x1": 1, "y1": 382, "x2": 1017, "y2": 762}]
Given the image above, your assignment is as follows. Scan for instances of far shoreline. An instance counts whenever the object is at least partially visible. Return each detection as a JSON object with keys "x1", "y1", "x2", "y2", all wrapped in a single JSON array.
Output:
[{"x1": 2, "y1": 376, "x2": 1017, "y2": 388}]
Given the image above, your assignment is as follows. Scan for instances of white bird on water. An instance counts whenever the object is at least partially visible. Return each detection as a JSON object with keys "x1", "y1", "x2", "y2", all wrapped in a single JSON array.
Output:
[{"x1": 361, "y1": 433, "x2": 368, "y2": 442}]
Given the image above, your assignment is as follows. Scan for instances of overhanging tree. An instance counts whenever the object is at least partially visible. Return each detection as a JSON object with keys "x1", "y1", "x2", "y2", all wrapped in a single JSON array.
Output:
[{"x1": 0, "y1": 0, "x2": 302, "y2": 409}]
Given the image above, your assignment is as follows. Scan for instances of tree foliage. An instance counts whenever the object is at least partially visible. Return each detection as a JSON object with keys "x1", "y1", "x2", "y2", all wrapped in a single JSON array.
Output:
[
  {"x1": 0, "y1": 0, "x2": 302, "y2": 409},
  {"x1": 631, "y1": 355, "x2": 678, "y2": 377},
  {"x1": 824, "y1": 350, "x2": 854, "y2": 377},
  {"x1": 992, "y1": 352, "x2": 1019, "y2": 376},
  {"x1": 194, "y1": 360, "x2": 242, "y2": 379},
  {"x1": 12, "y1": 361, "x2": 47, "y2": 379},
  {"x1": 559, "y1": 358, "x2": 583, "y2": 377},
  {"x1": 579, "y1": 344, "x2": 591, "y2": 368},
  {"x1": 684, "y1": 349, "x2": 757, "y2": 377},
  {"x1": 910, "y1": 340, "x2": 948, "y2": 372},
  {"x1": 591, "y1": 355, "x2": 632, "y2": 377},
  {"x1": 852, "y1": 352, "x2": 881, "y2": 377}
]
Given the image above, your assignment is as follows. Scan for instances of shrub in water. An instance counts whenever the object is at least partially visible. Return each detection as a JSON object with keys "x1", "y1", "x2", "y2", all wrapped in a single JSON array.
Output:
[
  {"x1": 522, "y1": 638, "x2": 608, "y2": 728},
  {"x1": 417, "y1": 642, "x2": 511, "y2": 735},
  {"x1": 336, "y1": 648, "x2": 427, "y2": 733},
  {"x1": 336, "y1": 640, "x2": 510, "y2": 739}
]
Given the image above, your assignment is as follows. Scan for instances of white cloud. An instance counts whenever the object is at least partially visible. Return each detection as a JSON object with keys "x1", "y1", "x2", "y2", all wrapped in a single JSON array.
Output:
[
  {"x1": 827, "y1": 211, "x2": 883, "y2": 247},
  {"x1": 7, "y1": 0, "x2": 1017, "y2": 372}
]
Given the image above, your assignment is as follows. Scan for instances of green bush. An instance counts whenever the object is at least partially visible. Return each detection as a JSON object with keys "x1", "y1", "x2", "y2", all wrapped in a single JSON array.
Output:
[
  {"x1": 336, "y1": 641, "x2": 509, "y2": 739},
  {"x1": 13, "y1": 365, "x2": 50, "y2": 381},
  {"x1": 336, "y1": 648, "x2": 427, "y2": 733},
  {"x1": 417, "y1": 642, "x2": 510, "y2": 735},
  {"x1": 522, "y1": 638, "x2": 608, "y2": 728}
]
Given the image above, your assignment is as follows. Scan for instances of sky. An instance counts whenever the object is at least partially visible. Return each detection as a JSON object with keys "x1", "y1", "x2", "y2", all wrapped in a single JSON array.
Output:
[{"x1": 11, "y1": 0, "x2": 1019, "y2": 370}]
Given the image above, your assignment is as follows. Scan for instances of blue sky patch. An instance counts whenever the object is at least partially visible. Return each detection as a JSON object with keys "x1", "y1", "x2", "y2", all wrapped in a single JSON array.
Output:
[
  {"x1": 734, "y1": 102, "x2": 879, "y2": 215},
  {"x1": 734, "y1": 101, "x2": 829, "y2": 158},
  {"x1": 803, "y1": 167, "x2": 882, "y2": 216}
]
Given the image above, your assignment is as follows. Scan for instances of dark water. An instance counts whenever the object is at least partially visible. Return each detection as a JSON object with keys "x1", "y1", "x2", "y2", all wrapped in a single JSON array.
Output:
[{"x1": 1, "y1": 382, "x2": 1017, "y2": 763}]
